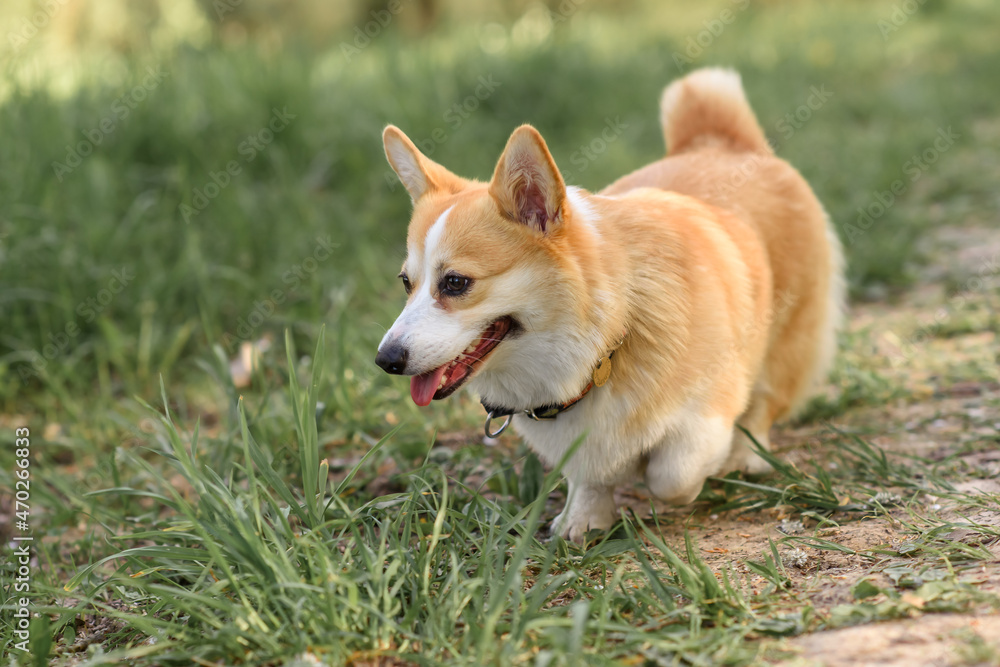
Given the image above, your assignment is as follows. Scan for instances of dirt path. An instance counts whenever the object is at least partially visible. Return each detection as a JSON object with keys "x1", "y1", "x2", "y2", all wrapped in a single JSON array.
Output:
[
  {"x1": 776, "y1": 613, "x2": 1000, "y2": 667},
  {"x1": 761, "y1": 228, "x2": 1000, "y2": 666}
]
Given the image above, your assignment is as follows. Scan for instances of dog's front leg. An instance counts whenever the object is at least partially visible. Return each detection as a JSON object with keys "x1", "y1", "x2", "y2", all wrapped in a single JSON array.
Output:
[
  {"x1": 645, "y1": 413, "x2": 734, "y2": 504},
  {"x1": 550, "y1": 478, "x2": 617, "y2": 542}
]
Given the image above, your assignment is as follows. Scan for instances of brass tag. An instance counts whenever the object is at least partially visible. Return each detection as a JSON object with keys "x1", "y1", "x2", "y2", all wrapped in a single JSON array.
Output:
[{"x1": 592, "y1": 356, "x2": 612, "y2": 387}]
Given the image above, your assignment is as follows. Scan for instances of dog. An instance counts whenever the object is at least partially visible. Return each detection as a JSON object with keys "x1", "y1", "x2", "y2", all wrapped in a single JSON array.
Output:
[{"x1": 375, "y1": 68, "x2": 844, "y2": 541}]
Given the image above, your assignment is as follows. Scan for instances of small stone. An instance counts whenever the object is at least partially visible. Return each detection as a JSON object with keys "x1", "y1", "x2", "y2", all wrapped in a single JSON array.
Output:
[{"x1": 783, "y1": 548, "x2": 809, "y2": 569}]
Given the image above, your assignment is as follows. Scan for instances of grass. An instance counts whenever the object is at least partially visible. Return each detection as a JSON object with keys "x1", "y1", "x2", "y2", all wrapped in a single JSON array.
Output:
[{"x1": 1, "y1": 0, "x2": 999, "y2": 664}]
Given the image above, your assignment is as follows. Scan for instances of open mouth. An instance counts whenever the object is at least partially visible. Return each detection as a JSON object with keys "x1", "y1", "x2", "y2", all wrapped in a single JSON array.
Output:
[{"x1": 410, "y1": 316, "x2": 514, "y2": 406}]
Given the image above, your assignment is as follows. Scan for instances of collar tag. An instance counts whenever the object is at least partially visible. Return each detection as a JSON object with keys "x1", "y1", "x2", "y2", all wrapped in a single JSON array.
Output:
[{"x1": 592, "y1": 355, "x2": 613, "y2": 387}]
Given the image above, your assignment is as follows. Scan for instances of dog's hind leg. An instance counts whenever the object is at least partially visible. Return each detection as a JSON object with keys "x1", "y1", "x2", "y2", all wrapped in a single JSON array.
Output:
[{"x1": 724, "y1": 387, "x2": 774, "y2": 475}]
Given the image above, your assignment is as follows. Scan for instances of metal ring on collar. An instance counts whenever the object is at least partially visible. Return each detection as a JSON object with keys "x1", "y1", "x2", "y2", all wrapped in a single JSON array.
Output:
[{"x1": 484, "y1": 410, "x2": 513, "y2": 438}]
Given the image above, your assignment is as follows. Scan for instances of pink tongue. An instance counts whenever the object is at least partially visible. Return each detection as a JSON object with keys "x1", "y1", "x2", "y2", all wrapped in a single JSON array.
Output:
[{"x1": 410, "y1": 364, "x2": 449, "y2": 406}]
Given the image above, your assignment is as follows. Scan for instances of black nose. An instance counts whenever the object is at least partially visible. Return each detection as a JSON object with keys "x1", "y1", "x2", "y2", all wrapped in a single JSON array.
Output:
[{"x1": 375, "y1": 343, "x2": 408, "y2": 375}]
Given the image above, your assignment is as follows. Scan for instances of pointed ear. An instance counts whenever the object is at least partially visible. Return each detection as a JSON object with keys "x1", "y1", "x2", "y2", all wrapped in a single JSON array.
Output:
[
  {"x1": 489, "y1": 125, "x2": 566, "y2": 233},
  {"x1": 383, "y1": 125, "x2": 465, "y2": 202}
]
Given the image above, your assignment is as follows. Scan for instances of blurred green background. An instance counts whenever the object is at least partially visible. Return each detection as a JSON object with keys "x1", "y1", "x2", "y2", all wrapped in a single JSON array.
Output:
[
  {"x1": 1, "y1": 1, "x2": 999, "y2": 663},
  {"x1": 1, "y1": 0, "x2": 997, "y2": 431}
]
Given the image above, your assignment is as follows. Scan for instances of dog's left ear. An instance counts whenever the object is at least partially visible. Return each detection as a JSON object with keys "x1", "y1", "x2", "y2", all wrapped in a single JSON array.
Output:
[
  {"x1": 489, "y1": 125, "x2": 566, "y2": 234},
  {"x1": 383, "y1": 125, "x2": 467, "y2": 202}
]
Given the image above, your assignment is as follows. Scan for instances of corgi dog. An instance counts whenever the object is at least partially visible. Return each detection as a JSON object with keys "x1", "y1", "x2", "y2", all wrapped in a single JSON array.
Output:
[{"x1": 376, "y1": 68, "x2": 844, "y2": 541}]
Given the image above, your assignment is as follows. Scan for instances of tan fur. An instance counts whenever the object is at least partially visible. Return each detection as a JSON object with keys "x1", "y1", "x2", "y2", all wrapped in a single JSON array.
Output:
[
  {"x1": 604, "y1": 68, "x2": 844, "y2": 470},
  {"x1": 379, "y1": 68, "x2": 844, "y2": 540}
]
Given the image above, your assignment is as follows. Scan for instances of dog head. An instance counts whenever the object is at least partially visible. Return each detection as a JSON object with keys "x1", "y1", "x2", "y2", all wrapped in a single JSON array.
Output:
[{"x1": 375, "y1": 124, "x2": 609, "y2": 410}]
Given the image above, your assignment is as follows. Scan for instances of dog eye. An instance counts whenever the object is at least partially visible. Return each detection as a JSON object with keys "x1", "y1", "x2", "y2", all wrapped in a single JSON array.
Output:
[
  {"x1": 399, "y1": 273, "x2": 412, "y2": 295},
  {"x1": 441, "y1": 274, "x2": 471, "y2": 296}
]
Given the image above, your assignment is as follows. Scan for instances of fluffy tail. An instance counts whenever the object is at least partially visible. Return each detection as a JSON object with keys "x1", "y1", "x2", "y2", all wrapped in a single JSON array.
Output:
[{"x1": 660, "y1": 68, "x2": 771, "y2": 155}]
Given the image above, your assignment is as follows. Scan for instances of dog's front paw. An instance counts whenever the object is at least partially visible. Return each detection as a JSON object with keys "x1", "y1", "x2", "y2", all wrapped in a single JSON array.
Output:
[
  {"x1": 550, "y1": 482, "x2": 616, "y2": 542},
  {"x1": 551, "y1": 510, "x2": 615, "y2": 543}
]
